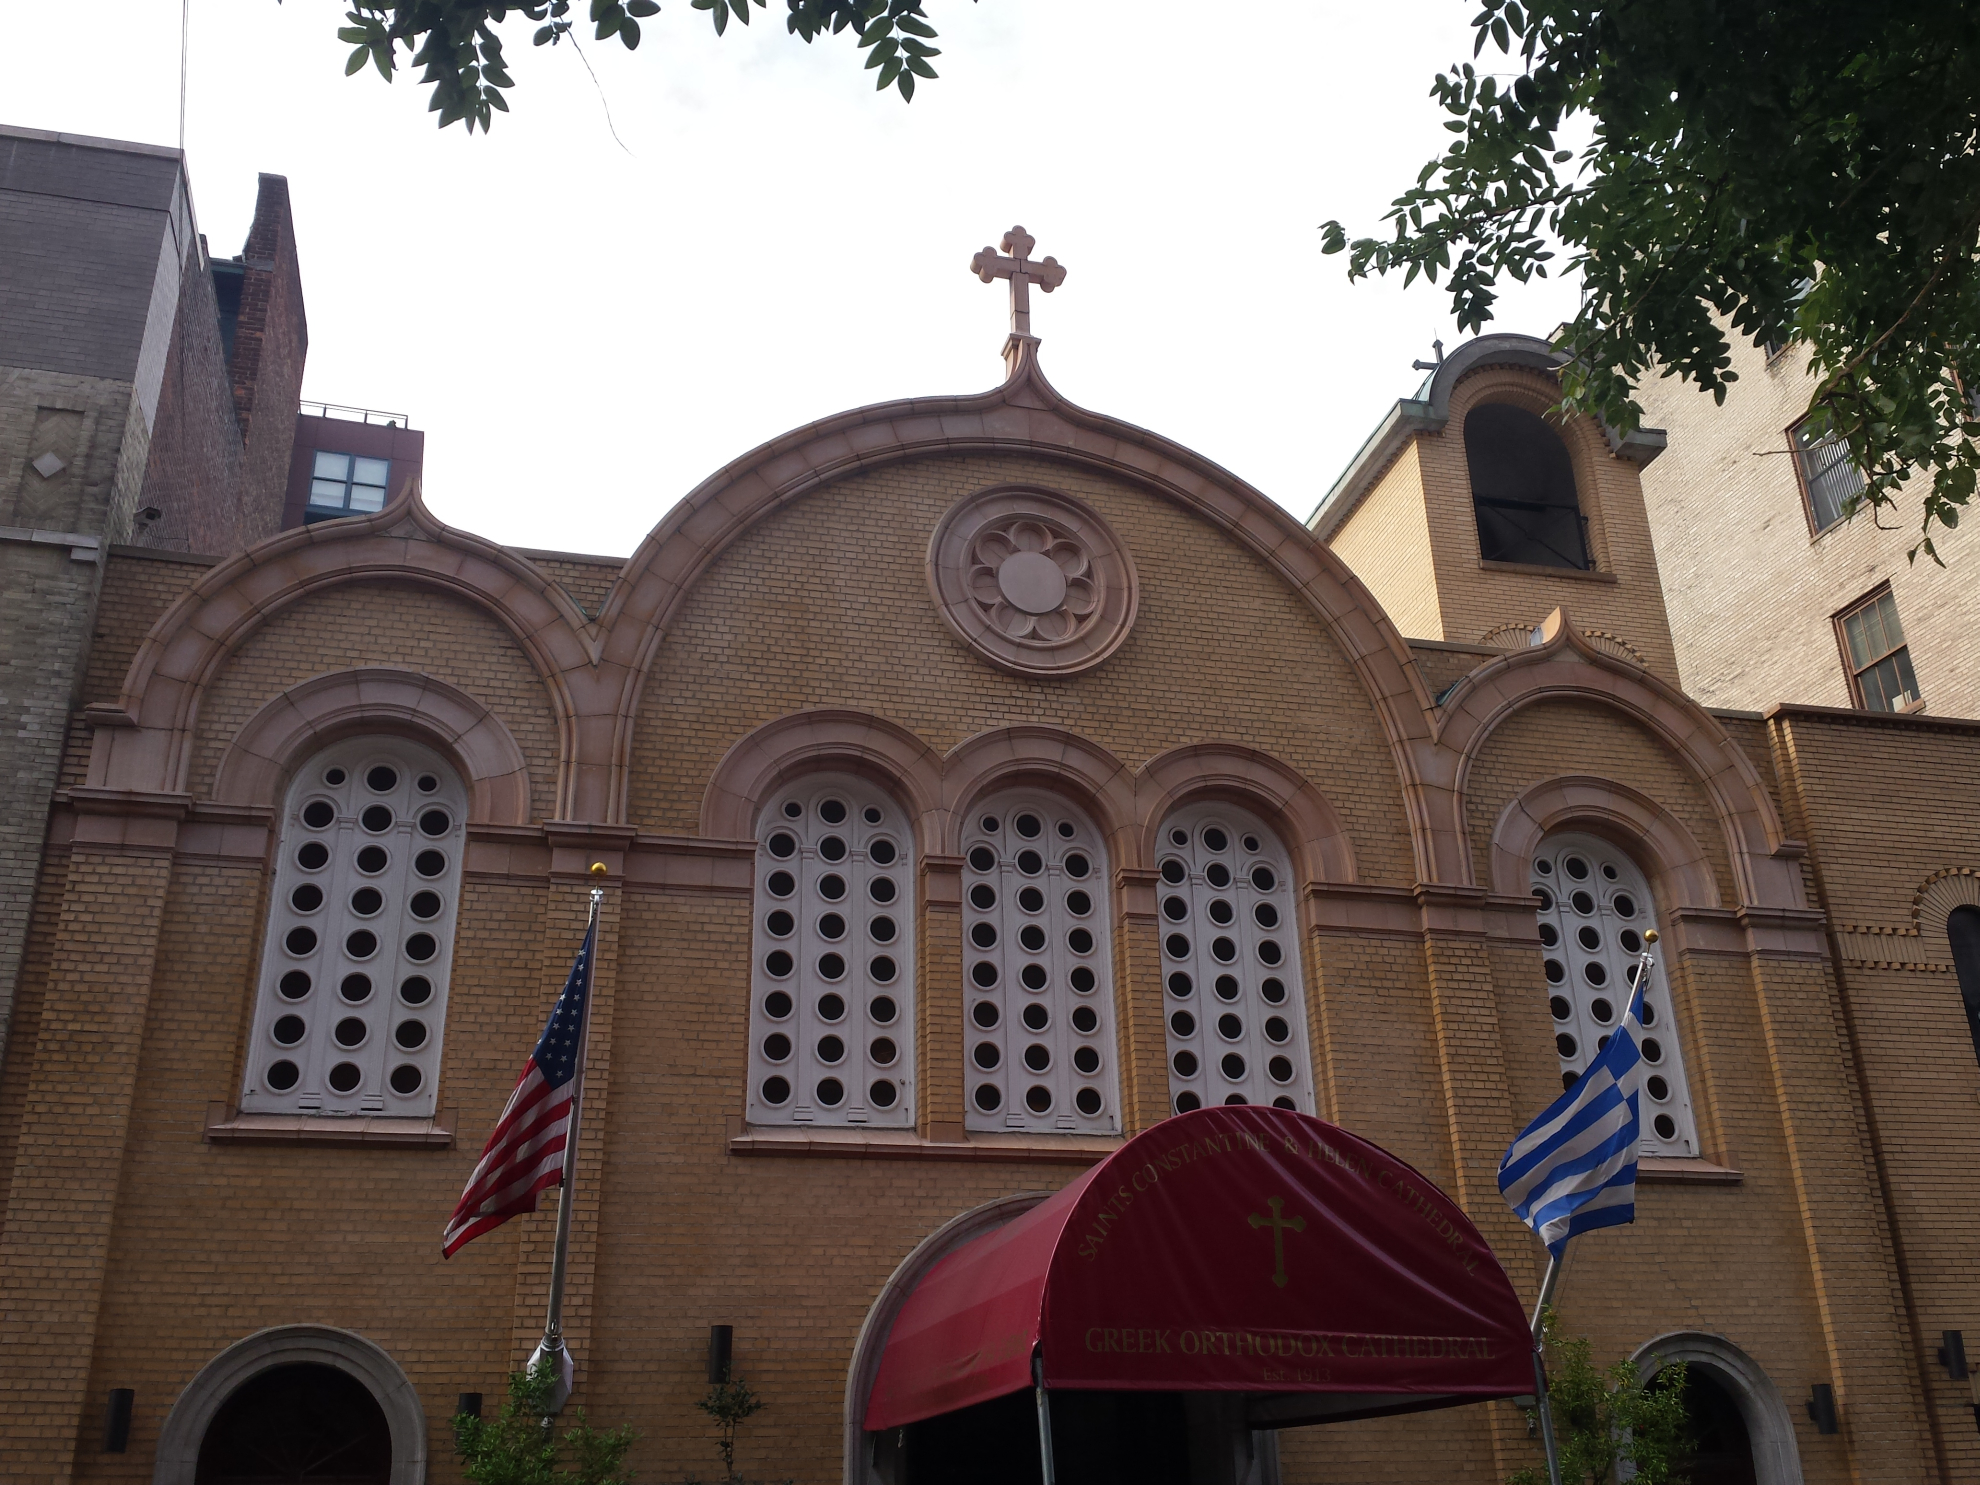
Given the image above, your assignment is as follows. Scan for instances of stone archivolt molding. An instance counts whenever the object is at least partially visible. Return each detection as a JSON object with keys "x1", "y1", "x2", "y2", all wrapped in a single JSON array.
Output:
[
  {"x1": 211, "y1": 667, "x2": 533, "y2": 826},
  {"x1": 702, "y1": 711, "x2": 1358, "y2": 883},
  {"x1": 1438, "y1": 607, "x2": 1808, "y2": 916},
  {"x1": 153, "y1": 1324, "x2": 426, "y2": 1485},
  {"x1": 92, "y1": 490, "x2": 590, "y2": 817},
  {"x1": 926, "y1": 484, "x2": 1138, "y2": 676},
  {"x1": 1490, "y1": 773, "x2": 1721, "y2": 912}
]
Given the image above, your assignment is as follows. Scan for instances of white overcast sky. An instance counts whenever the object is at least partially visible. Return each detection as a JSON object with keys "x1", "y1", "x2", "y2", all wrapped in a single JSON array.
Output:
[{"x1": 5, "y1": 1, "x2": 1583, "y2": 556}]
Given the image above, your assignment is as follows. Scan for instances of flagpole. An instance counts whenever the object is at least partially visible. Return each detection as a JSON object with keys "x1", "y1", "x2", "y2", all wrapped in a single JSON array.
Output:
[
  {"x1": 1525, "y1": 929, "x2": 1658, "y2": 1485},
  {"x1": 1529, "y1": 1249, "x2": 1565, "y2": 1485},
  {"x1": 530, "y1": 862, "x2": 607, "y2": 1418}
]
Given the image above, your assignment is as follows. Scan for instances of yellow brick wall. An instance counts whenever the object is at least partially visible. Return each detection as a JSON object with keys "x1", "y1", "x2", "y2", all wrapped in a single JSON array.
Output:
[{"x1": 1327, "y1": 442, "x2": 1442, "y2": 640}]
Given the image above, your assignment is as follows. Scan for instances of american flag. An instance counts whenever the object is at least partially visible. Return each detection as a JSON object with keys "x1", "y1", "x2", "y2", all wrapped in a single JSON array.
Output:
[{"x1": 442, "y1": 920, "x2": 596, "y2": 1257}]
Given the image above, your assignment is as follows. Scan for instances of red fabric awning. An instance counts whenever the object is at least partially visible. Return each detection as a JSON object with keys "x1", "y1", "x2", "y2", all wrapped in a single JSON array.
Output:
[{"x1": 864, "y1": 1106, "x2": 1533, "y2": 1431}]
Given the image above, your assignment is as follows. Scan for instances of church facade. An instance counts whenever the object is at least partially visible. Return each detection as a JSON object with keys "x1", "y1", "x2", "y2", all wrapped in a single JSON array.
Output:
[{"x1": 4, "y1": 237, "x2": 1980, "y2": 1485}]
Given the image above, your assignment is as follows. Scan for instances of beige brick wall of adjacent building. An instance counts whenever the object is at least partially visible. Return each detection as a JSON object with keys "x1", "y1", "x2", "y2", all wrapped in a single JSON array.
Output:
[{"x1": 1637, "y1": 336, "x2": 1979, "y2": 718}]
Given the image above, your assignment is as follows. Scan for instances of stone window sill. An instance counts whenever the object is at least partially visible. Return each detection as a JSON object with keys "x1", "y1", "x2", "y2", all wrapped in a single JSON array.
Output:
[
  {"x1": 1477, "y1": 559, "x2": 1619, "y2": 584},
  {"x1": 727, "y1": 1119, "x2": 1118, "y2": 1165},
  {"x1": 1638, "y1": 1156, "x2": 1741, "y2": 1184},
  {"x1": 204, "y1": 1102, "x2": 454, "y2": 1148}
]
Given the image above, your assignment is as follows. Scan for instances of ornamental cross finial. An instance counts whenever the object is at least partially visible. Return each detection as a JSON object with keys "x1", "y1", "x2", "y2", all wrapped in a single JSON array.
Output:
[{"x1": 970, "y1": 225, "x2": 1067, "y2": 338}]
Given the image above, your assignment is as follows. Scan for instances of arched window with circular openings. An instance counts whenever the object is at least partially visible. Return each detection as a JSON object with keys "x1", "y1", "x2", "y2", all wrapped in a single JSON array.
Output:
[
  {"x1": 1157, "y1": 802, "x2": 1311, "y2": 1117},
  {"x1": 961, "y1": 791, "x2": 1116, "y2": 1135},
  {"x1": 1466, "y1": 402, "x2": 1591, "y2": 571},
  {"x1": 748, "y1": 774, "x2": 915, "y2": 1128},
  {"x1": 243, "y1": 738, "x2": 466, "y2": 1118},
  {"x1": 1531, "y1": 832, "x2": 1698, "y2": 1157}
]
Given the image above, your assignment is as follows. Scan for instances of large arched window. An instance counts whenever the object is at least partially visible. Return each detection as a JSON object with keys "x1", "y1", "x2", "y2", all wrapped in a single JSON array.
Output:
[
  {"x1": 1530, "y1": 832, "x2": 1698, "y2": 1156},
  {"x1": 1156, "y1": 802, "x2": 1312, "y2": 1114},
  {"x1": 748, "y1": 774, "x2": 915, "y2": 1127},
  {"x1": 961, "y1": 790, "x2": 1117, "y2": 1135},
  {"x1": 1466, "y1": 402, "x2": 1591, "y2": 570},
  {"x1": 243, "y1": 738, "x2": 466, "y2": 1118},
  {"x1": 1949, "y1": 907, "x2": 1980, "y2": 1065}
]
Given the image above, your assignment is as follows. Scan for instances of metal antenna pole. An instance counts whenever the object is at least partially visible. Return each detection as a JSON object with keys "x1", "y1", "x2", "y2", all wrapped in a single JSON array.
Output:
[{"x1": 530, "y1": 865, "x2": 606, "y2": 1417}]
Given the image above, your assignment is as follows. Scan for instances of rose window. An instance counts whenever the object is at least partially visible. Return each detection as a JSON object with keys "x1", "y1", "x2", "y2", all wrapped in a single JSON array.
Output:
[{"x1": 929, "y1": 485, "x2": 1138, "y2": 676}]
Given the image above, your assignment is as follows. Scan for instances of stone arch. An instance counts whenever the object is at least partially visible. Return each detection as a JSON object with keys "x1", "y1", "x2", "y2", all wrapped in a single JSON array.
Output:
[
  {"x1": 585, "y1": 339, "x2": 1444, "y2": 863},
  {"x1": 1134, "y1": 742, "x2": 1357, "y2": 886},
  {"x1": 841, "y1": 1192, "x2": 1050, "y2": 1485},
  {"x1": 212, "y1": 668, "x2": 532, "y2": 826},
  {"x1": 92, "y1": 487, "x2": 592, "y2": 816},
  {"x1": 1632, "y1": 1331, "x2": 1804, "y2": 1485},
  {"x1": 941, "y1": 725, "x2": 1139, "y2": 865},
  {"x1": 154, "y1": 1324, "x2": 425, "y2": 1485},
  {"x1": 1490, "y1": 774, "x2": 1721, "y2": 914},
  {"x1": 1439, "y1": 609, "x2": 1805, "y2": 912},
  {"x1": 700, "y1": 709, "x2": 946, "y2": 851},
  {"x1": 1916, "y1": 869, "x2": 1980, "y2": 959}
]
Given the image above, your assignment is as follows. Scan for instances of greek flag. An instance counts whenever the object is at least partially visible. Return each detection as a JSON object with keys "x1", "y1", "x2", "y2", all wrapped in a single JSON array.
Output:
[{"x1": 1499, "y1": 982, "x2": 1645, "y2": 1254}]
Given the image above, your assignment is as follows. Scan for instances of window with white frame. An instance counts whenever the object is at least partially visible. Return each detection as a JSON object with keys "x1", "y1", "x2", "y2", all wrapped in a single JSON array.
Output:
[
  {"x1": 1157, "y1": 802, "x2": 1312, "y2": 1115},
  {"x1": 961, "y1": 791, "x2": 1116, "y2": 1134},
  {"x1": 747, "y1": 774, "x2": 915, "y2": 1127},
  {"x1": 1530, "y1": 832, "x2": 1698, "y2": 1156},
  {"x1": 242, "y1": 738, "x2": 466, "y2": 1117}
]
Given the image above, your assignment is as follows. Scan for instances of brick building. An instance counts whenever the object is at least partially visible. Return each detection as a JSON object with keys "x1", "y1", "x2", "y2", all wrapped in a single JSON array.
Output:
[
  {"x1": 0, "y1": 125, "x2": 423, "y2": 1086},
  {"x1": 3, "y1": 251, "x2": 1979, "y2": 1485},
  {"x1": 1633, "y1": 333, "x2": 1976, "y2": 719}
]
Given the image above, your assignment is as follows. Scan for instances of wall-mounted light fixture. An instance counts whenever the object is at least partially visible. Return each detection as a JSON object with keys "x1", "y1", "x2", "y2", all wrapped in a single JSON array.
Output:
[
  {"x1": 103, "y1": 1389, "x2": 134, "y2": 1453},
  {"x1": 1940, "y1": 1330, "x2": 1980, "y2": 1433},
  {"x1": 1940, "y1": 1331, "x2": 1969, "y2": 1380},
  {"x1": 708, "y1": 1325, "x2": 734, "y2": 1385},
  {"x1": 1805, "y1": 1383, "x2": 1838, "y2": 1435},
  {"x1": 456, "y1": 1393, "x2": 483, "y2": 1421}
]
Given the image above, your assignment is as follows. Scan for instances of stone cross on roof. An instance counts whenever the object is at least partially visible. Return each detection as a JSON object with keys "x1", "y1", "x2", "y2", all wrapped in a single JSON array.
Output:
[{"x1": 970, "y1": 226, "x2": 1067, "y2": 338}]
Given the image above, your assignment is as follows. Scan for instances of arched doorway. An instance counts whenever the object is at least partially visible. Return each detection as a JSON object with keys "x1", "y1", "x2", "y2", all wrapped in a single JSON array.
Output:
[
  {"x1": 155, "y1": 1325, "x2": 426, "y2": 1485},
  {"x1": 1670, "y1": 1366, "x2": 1758, "y2": 1485},
  {"x1": 195, "y1": 1364, "x2": 392, "y2": 1485},
  {"x1": 1632, "y1": 1332, "x2": 1802, "y2": 1485}
]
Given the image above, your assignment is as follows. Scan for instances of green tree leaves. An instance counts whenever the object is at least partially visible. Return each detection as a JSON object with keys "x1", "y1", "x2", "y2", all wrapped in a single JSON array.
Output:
[
  {"x1": 452, "y1": 1358, "x2": 637, "y2": 1485},
  {"x1": 1508, "y1": 1310, "x2": 1691, "y2": 1485},
  {"x1": 306, "y1": 0, "x2": 941, "y2": 125},
  {"x1": 1323, "y1": 0, "x2": 1980, "y2": 557}
]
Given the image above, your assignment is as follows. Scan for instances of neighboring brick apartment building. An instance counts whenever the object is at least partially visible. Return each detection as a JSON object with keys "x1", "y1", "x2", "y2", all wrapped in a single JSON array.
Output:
[
  {"x1": 1633, "y1": 333, "x2": 1976, "y2": 719},
  {"x1": 0, "y1": 124, "x2": 423, "y2": 1076},
  {"x1": 5, "y1": 266, "x2": 1980, "y2": 1485}
]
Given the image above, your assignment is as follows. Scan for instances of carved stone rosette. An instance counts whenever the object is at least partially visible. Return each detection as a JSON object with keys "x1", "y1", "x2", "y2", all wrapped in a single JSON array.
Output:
[{"x1": 927, "y1": 485, "x2": 1138, "y2": 677}]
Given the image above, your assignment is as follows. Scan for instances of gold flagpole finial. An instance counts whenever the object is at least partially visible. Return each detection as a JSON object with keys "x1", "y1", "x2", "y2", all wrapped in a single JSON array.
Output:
[
  {"x1": 589, "y1": 862, "x2": 608, "y2": 877},
  {"x1": 1642, "y1": 929, "x2": 1658, "y2": 944}
]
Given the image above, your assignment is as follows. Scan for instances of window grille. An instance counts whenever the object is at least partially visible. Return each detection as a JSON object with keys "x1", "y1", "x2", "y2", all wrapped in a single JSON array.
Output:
[
  {"x1": 1465, "y1": 402, "x2": 1592, "y2": 570},
  {"x1": 243, "y1": 738, "x2": 466, "y2": 1116},
  {"x1": 308, "y1": 450, "x2": 391, "y2": 517},
  {"x1": 1836, "y1": 588, "x2": 1921, "y2": 712},
  {"x1": 1791, "y1": 418, "x2": 1866, "y2": 532},
  {"x1": 961, "y1": 791, "x2": 1117, "y2": 1134},
  {"x1": 1156, "y1": 802, "x2": 1312, "y2": 1116},
  {"x1": 747, "y1": 775, "x2": 915, "y2": 1127},
  {"x1": 1531, "y1": 833, "x2": 1697, "y2": 1157}
]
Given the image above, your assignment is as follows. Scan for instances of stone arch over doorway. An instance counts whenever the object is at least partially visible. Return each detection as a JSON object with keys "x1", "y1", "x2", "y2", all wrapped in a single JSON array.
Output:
[
  {"x1": 1632, "y1": 1331, "x2": 1803, "y2": 1485},
  {"x1": 154, "y1": 1324, "x2": 426, "y2": 1485},
  {"x1": 843, "y1": 1192, "x2": 1050, "y2": 1485}
]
